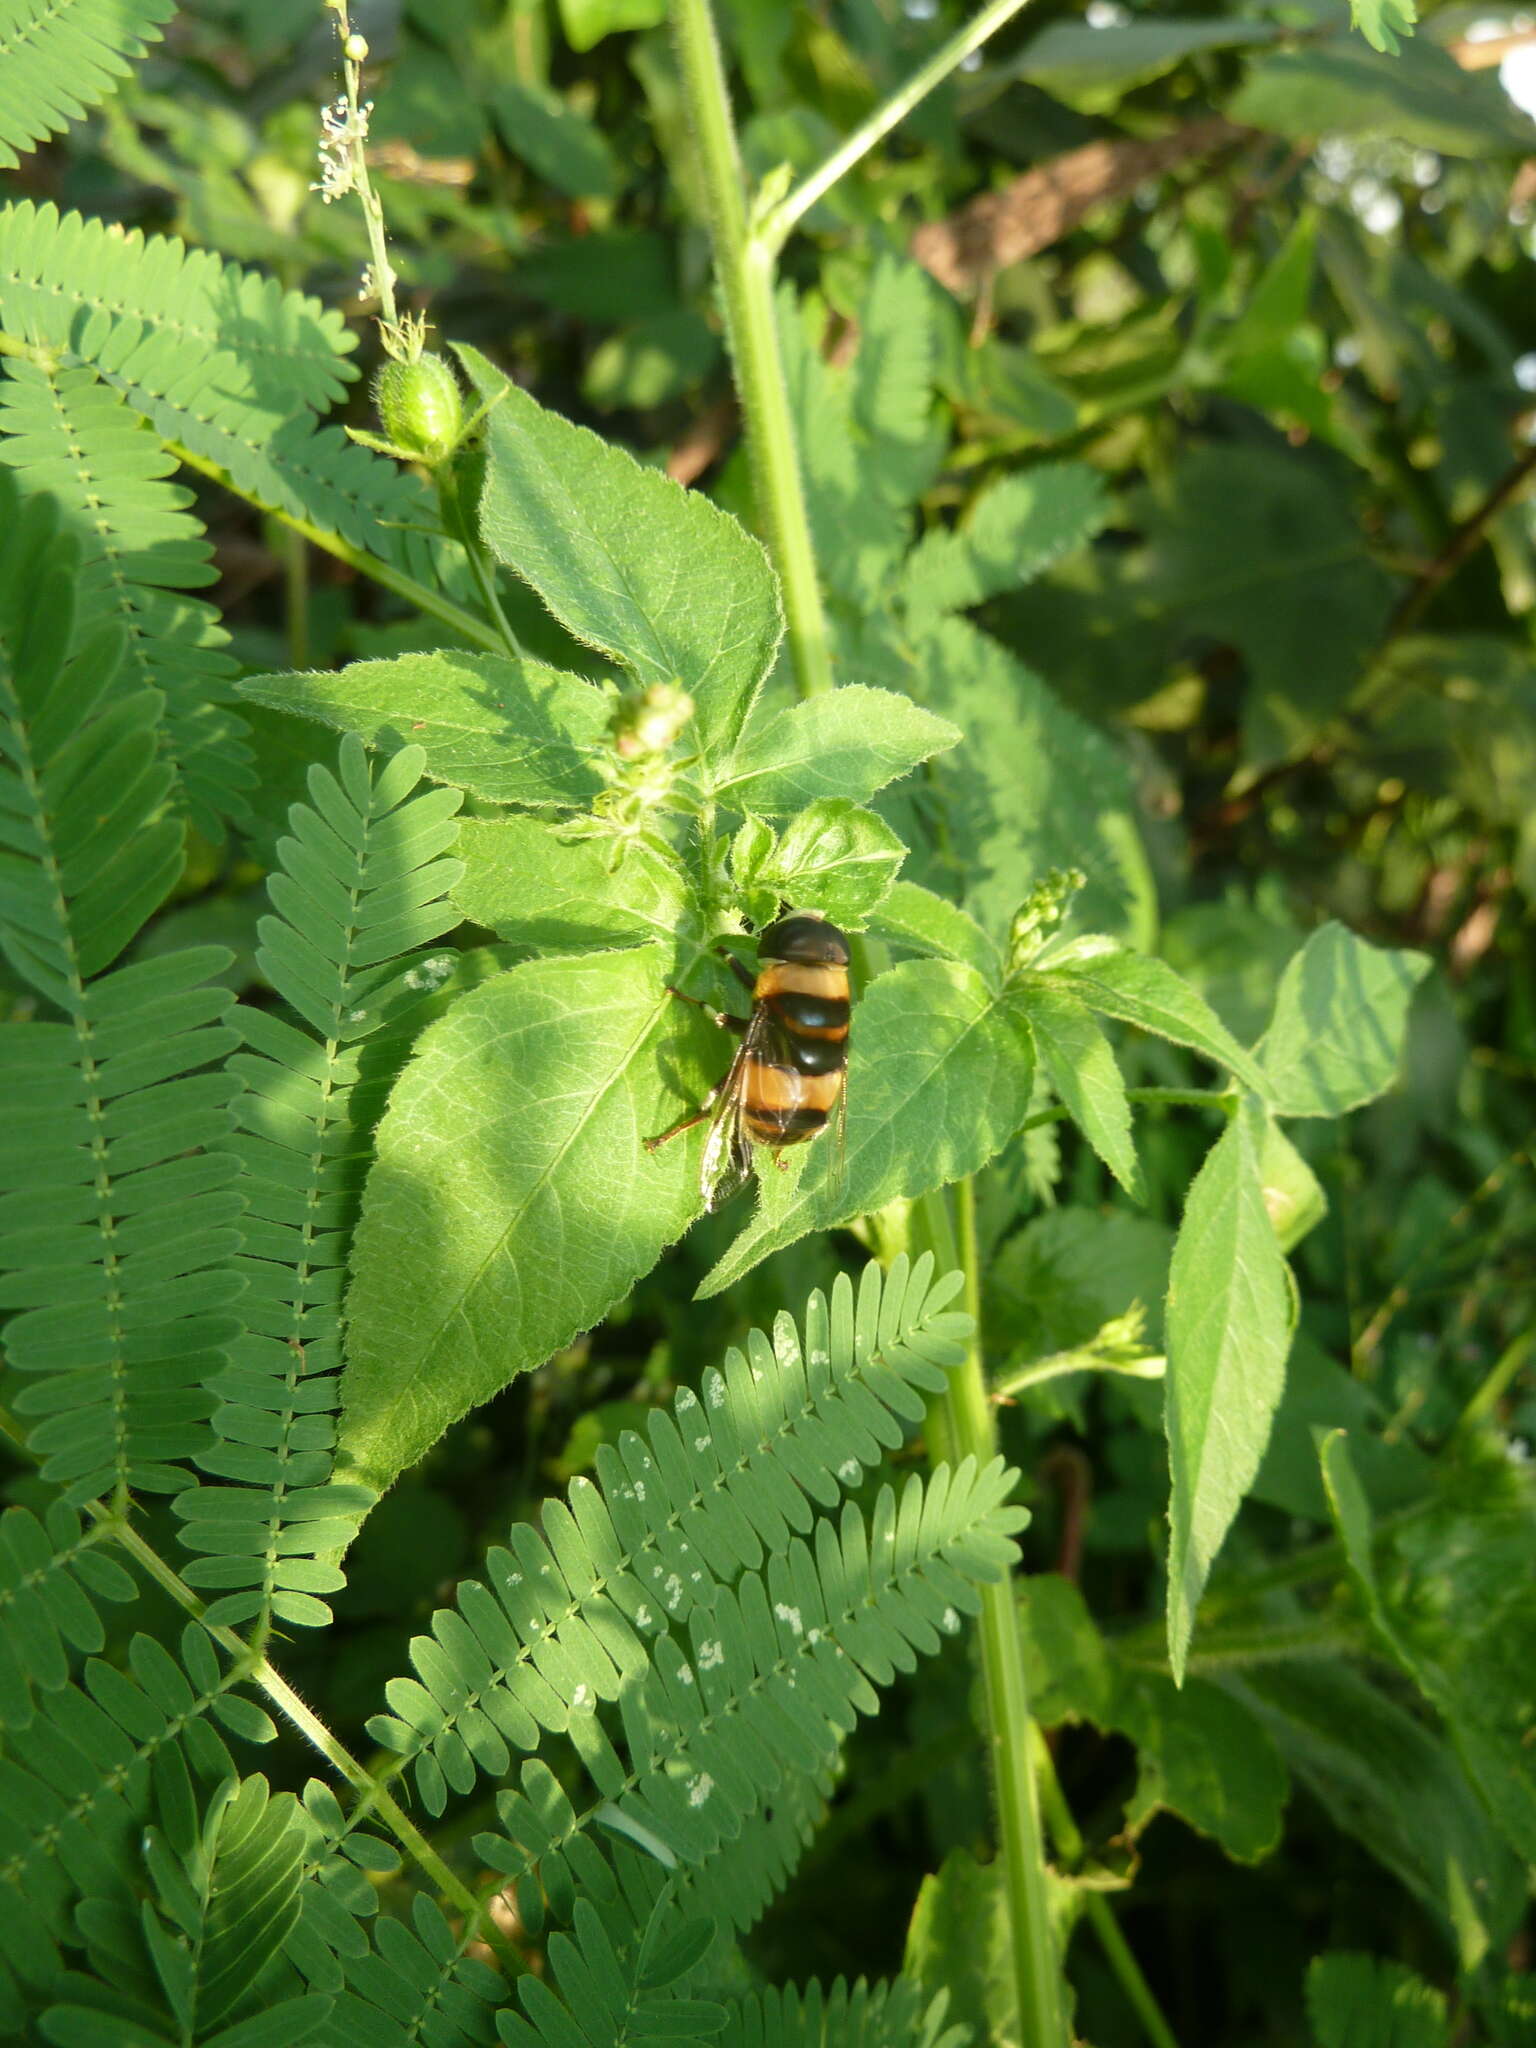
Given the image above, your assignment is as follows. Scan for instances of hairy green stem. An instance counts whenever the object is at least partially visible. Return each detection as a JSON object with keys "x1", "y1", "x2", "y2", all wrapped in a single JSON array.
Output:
[
  {"x1": 996, "y1": 1349, "x2": 1166, "y2": 1399},
  {"x1": 669, "y1": 0, "x2": 833, "y2": 698},
  {"x1": 438, "y1": 470, "x2": 524, "y2": 660},
  {"x1": 760, "y1": 0, "x2": 1038, "y2": 252},
  {"x1": 914, "y1": 1185, "x2": 1067, "y2": 2046}
]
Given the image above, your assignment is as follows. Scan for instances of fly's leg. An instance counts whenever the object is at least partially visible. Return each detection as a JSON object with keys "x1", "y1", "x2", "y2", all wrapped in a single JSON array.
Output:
[
  {"x1": 644, "y1": 1091, "x2": 717, "y2": 1153},
  {"x1": 715, "y1": 947, "x2": 757, "y2": 995},
  {"x1": 664, "y1": 983, "x2": 748, "y2": 1034}
]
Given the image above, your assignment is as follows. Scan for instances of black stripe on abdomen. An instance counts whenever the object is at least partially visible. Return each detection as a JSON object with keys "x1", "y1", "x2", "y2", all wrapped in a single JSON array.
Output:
[
  {"x1": 767, "y1": 989, "x2": 850, "y2": 1034},
  {"x1": 744, "y1": 1103, "x2": 830, "y2": 1142}
]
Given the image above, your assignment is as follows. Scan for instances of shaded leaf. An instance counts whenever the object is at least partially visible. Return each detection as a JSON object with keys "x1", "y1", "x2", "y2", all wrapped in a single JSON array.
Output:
[
  {"x1": 1321, "y1": 1432, "x2": 1536, "y2": 1869},
  {"x1": 1258, "y1": 922, "x2": 1430, "y2": 1118},
  {"x1": 1013, "y1": 18, "x2": 1284, "y2": 110},
  {"x1": 1136, "y1": 445, "x2": 1397, "y2": 764},
  {"x1": 491, "y1": 80, "x2": 621, "y2": 199},
  {"x1": 1019, "y1": 1576, "x2": 1288, "y2": 1864},
  {"x1": 1306, "y1": 1954, "x2": 1448, "y2": 2048},
  {"x1": 1232, "y1": 38, "x2": 1532, "y2": 158},
  {"x1": 1228, "y1": 1663, "x2": 1524, "y2": 1969}
]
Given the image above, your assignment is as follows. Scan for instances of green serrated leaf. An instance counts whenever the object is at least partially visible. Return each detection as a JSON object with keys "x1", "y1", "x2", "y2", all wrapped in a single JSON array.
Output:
[
  {"x1": 698, "y1": 960, "x2": 1034, "y2": 1297},
  {"x1": 237, "y1": 652, "x2": 610, "y2": 808},
  {"x1": 1045, "y1": 950, "x2": 1270, "y2": 1098},
  {"x1": 1164, "y1": 1099, "x2": 1295, "y2": 1681},
  {"x1": 870, "y1": 880, "x2": 1002, "y2": 985},
  {"x1": 453, "y1": 815, "x2": 693, "y2": 954},
  {"x1": 901, "y1": 465, "x2": 1109, "y2": 622},
  {"x1": 340, "y1": 947, "x2": 705, "y2": 1492},
  {"x1": 1020, "y1": 983, "x2": 1143, "y2": 1202},
  {"x1": 1257, "y1": 922, "x2": 1430, "y2": 1118},
  {"x1": 739, "y1": 799, "x2": 905, "y2": 929},
  {"x1": 718, "y1": 684, "x2": 960, "y2": 815},
  {"x1": 461, "y1": 345, "x2": 780, "y2": 768}
]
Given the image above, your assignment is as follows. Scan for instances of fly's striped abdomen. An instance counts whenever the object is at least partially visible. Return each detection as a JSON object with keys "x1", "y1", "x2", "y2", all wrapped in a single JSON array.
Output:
[
  {"x1": 745, "y1": 956, "x2": 849, "y2": 1144},
  {"x1": 740, "y1": 1056, "x2": 844, "y2": 1143}
]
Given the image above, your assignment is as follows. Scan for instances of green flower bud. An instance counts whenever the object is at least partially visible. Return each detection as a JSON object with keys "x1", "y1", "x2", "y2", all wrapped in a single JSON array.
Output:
[
  {"x1": 373, "y1": 351, "x2": 464, "y2": 465},
  {"x1": 1006, "y1": 866, "x2": 1086, "y2": 973}
]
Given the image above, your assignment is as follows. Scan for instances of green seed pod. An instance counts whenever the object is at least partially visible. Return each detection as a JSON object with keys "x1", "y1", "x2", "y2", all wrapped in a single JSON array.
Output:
[{"x1": 373, "y1": 351, "x2": 464, "y2": 464}]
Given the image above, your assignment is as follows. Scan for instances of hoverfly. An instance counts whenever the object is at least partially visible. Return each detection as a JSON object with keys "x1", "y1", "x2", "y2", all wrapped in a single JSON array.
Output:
[{"x1": 644, "y1": 911, "x2": 850, "y2": 1211}]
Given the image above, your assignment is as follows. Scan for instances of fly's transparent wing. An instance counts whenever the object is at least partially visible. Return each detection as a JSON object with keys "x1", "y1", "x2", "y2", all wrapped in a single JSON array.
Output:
[{"x1": 701, "y1": 1040, "x2": 754, "y2": 1211}]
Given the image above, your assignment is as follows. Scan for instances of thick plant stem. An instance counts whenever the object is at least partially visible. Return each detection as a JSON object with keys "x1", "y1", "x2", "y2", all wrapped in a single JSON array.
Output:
[
  {"x1": 669, "y1": 0, "x2": 833, "y2": 700},
  {"x1": 915, "y1": 1185, "x2": 1067, "y2": 2046}
]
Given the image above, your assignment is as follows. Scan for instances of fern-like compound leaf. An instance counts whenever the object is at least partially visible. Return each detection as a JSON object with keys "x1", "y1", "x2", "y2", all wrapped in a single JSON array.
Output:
[
  {"x1": 499, "y1": 1894, "x2": 726, "y2": 2047},
  {"x1": 318, "y1": 1891, "x2": 502, "y2": 2047},
  {"x1": 716, "y1": 1978, "x2": 966, "y2": 2048},
  {"x1": 0, "y1": 202, "x2": 445, "y2": 584},
  {"x1": 172, "y1": 735, "x2": 463, "y2": 1629},
  {"x1": 0, "y1": 359, "x2": 254, "y2": 838},
  {"x1": 280, "y1": 1778, "x2": 402, "y2": 1996},
  {"x1": 0, "y1": 1503, "x2": 135, "y2": 1730},
  {"x1": 131, "y1": 1774, "x2": 309, "y2": 2035},
  {"x1": 0, "y1": 0, "x2": 176, "y2": 170},
  {"x1": 473, "y1": 1454, "x2": 1024, "y2": 1943},
  {"x1": 366, "y1": 1255, "x2": 972, "y2": 1814},
  {"x1": 0, "y1": 1622, "x2": 271, "y2": 2021},
  {"x1": 0, "y1": 480, "x2": 243, "y2": 1502}
]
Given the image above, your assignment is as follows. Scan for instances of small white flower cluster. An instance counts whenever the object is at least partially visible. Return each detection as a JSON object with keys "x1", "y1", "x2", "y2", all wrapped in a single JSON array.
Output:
[{"x1": 312, "y1": 95, "x2": 371, "y2": 205}]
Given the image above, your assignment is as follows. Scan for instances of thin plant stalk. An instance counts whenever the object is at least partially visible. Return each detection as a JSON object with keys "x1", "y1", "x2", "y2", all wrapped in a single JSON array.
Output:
[
  {"x1": 319, "y1": 0, "x2": 400, "y2": 328},
  {"x1": 760, "y1": 0, "x2": 1038, "y2": 252}
]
